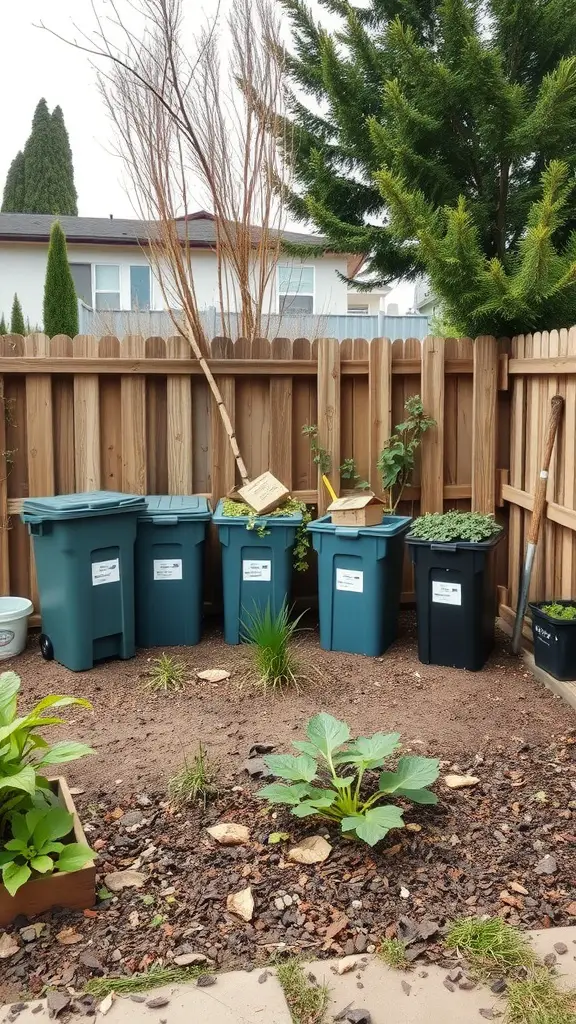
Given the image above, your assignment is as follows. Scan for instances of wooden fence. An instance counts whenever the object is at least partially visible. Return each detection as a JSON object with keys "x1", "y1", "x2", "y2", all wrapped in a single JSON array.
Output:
[
  {"x1": 0, "y1": 332, "x2": 504, "y2": 620},
  {"x1": 499, "y1": 327, "x2": 576, "y2": 642}
]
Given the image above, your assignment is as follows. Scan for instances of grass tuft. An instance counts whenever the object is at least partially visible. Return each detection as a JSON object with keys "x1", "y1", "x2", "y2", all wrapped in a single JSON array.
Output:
[
  {"x1": 85, "y1": 964, "x2": 204, "y2": 997},
  {"x1": 241, "y1": 601, "x2": 305, "y2": 693},
  {"x1": 506, "y1": 970, "x2": 576, "y2": 1024},
  {"x1": 275, "y1": 957, "x2": 329, "y2": 1024},
  {"x1": 168, "y1": 744, "x2": 218, "y2": 808},
  {"x1": 145, "y1": 653, "x2": 186, "y2": 693},
  {"x1": 445, "y1": 918, "x2": 536, "y2": 975},
  {"x1": 378, "y1": 937, "x2": 409, "y2": 969}
]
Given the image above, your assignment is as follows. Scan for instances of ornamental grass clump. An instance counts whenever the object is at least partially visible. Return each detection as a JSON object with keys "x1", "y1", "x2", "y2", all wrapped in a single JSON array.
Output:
[
  {"x1": 258, "y1": 713, "x2": 439, "y2": 846},
  {"x1": 409, "y1": 511, "x2": 503, "y2": 543}
]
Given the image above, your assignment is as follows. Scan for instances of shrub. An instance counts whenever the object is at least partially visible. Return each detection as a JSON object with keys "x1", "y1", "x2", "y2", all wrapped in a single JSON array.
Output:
[
  {"x1": 409, "y1": 511, "x2": 502, "y2": 543},
  {"x1": 258, "y1": 713, "x2": 439, "y2": 846},
  {"x1": 541, "y1": 603, "x2": 576, "y2": 621},
  {"x1": 242, "y1": 601, "x2": 305, "y2": 692},
  {"x1": 378, "y1": 396, "x2": 435, "y2": 512}
]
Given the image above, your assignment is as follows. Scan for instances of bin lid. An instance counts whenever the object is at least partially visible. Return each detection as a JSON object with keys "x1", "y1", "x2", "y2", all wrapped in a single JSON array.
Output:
[
  {"x1": 22, "y1": 490, "x2": 146, "y2": 522},
  {"x1": 212, "y1": 498, "x2": 302, "y2": 525},
  {"x1": 138, "y1": 495, "x2": 212, "y2": 522},
  {"x1": 307, "y1": 513, "x2": 411, "y2": 537}
]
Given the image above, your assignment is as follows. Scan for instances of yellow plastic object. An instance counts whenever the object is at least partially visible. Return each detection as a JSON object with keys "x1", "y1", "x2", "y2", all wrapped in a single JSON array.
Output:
[{"x1": 321, "y1": 475, "x2": 338, "y2": 502}]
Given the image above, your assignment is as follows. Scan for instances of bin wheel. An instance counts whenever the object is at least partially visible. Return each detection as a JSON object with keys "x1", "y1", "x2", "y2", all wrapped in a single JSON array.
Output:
[{"x1": 39, "y1": 634, "x2": 54, "y2": 661}]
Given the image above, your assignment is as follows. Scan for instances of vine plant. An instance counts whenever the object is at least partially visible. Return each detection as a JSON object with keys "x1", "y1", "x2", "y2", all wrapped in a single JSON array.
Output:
[{"x1": 378, "y1": 396, "x2": 435, "y2": 512}]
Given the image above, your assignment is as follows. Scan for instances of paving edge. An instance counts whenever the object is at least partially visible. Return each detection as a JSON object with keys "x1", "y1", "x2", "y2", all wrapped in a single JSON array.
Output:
[{"x1": 497, "y1": 617, "x2": 576, "y2": 713}]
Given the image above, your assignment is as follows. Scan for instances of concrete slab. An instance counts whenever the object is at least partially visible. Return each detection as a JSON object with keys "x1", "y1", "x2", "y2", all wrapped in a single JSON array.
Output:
[{"x1": 529, "y1": 927, "x2": 576, "y2": 991}]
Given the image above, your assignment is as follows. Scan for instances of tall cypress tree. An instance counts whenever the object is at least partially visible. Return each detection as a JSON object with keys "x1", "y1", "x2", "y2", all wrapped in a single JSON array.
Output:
[
  {"x1": 0, "y1": 315, "x2": 7, "y2": 336},
  {"x1": 22, "y1": 99, "x2": 55, "y2": 214},
  {"x1": 1, "y1": 152, "x2": 25, "y2": 213},
  {"x1": 50, "y1": 106, "x2": 78, "y2": 216},
  {"x1": 43, "y1": 222, "x2": 79, "y2": 338},
  {"x1": 279, "y1": 0, "x2": 576, "y2": 330},
  {"x1": 10, "y1": 295, "x2": 25, "y2": 336}
]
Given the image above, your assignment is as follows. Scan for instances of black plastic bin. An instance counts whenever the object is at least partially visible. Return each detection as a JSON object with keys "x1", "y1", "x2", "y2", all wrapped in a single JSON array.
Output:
[
  {"x1": 407, "y1": 532, "x2": 503, "y2": 671},
  {"x1": 529, "y1": 602, "x2": 576, "y2": 681}
]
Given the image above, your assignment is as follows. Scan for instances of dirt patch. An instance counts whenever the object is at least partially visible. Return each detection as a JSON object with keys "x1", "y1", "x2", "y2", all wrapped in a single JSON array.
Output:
[{"x1": 4, "y1": 615, "x2": 574, "y2": 799}]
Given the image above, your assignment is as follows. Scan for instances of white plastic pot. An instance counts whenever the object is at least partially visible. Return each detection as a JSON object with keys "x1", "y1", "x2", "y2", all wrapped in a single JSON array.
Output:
[{"x1": 0, "y1": 597, "x2": 33, "y2": 660}]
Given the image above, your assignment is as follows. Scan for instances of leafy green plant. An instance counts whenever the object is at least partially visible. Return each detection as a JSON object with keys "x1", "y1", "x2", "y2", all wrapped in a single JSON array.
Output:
[
  {"x1": 221, "y1": 497, "x2": 312, "y2": 572},
  {"x1": 378, "y1": 938, "x2": 409, "y2": 969},
  {"x1": 445, "y1": 918, "x2": 536, "y2": 975},
  {"x1": 0, "y1": 805, "x2": 94, "y2": 896},
  {"x1": 0, "y1": 671, "x2": 94, "y2": 833},
  {"x1": 339, "y1": 458, "x2": 370, "y2": 491},
  {"x1": 168, "y1": 744, "x2": 218, "y2": 807},
  {"x1": 409, "y1": 511, "x2": 503, "y2": 544},
  {"x1": 145, "y1": 653, "x2": 186, "y2": 693},
  {"x1": 302, "y1": 424, "x2": 331, "y2": 475},
  {"x1": 242, "y1": 601, "x2": 306, "y2": 692},
  {"x1": 541, "y1": 603, "x2": 576, "y2": 621},
  {"x1": 377, "y1": 396, "x2": 435, "y2": 512},
  {"x1": 258, "y1": 713, "x2": 439, "y2": 846}
]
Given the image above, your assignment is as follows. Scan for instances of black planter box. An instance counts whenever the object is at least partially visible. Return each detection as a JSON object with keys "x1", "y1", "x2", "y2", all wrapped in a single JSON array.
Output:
[
  {"x1": 407, "y1": 532, "x2": 503, "y2": 671},
  {"x1": 529, "y1": 601, "x2": 576, "y2": 681}
]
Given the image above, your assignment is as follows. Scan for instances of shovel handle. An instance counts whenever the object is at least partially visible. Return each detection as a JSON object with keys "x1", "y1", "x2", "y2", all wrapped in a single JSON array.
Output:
[{"x1": 528, "y1": 395, "x2": 564, "y2": 546}]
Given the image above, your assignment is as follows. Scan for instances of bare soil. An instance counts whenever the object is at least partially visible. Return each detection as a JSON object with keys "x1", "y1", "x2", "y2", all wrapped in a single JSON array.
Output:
[{"x1": 5, "y1": 614, "x2": 574, "y2": 798}]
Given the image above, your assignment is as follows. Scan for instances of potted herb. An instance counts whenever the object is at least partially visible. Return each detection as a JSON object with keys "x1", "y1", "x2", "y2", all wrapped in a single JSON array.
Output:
[
  {"x1": 529, "y1": 601, "x2": 576, "y2": 681},
  {"x1": 0, "y1": 671, "x2": 96, "y2": 925},
  {"x1": 406, "y1": 511, "x2": 504, "y2": 671}
]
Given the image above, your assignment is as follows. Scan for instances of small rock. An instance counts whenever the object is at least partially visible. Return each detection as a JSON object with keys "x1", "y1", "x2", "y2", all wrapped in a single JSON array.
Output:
[
  {"x1": 130, "y1": 996, "x2": 146, "y2": 1004},
  {"x1": 283, "y1": 894, "x2": 293, "y2": 907},
  {"x1": 444, "y1": 774, "x2": 479, "y2": 789},
  {"x1": 326, "y1": 917, "x2": 349, "y2": 940},
  {"x1": 173, "y1": 953, "x2": 210, "y2": 967},
  {"x1": 354, "y1": 935, "x2": 367, "y2": 954},
  {"x1": 543, "y1": 952, "x2": 557, "y2": 967},
  {"x1": 136, "y1": 794, "x2": 152, "y2": 807},
  {"x1": 345, "y1": 1011, "x2": 371, "y2": 1024},
  {"x1": 443, "y1": 980, "x2": 455, "y2": 993},
  {"x1": 207, "y1": 823, "x2": 250, "y2": 846},
  {"x1": 554, "y1": 942, "x2": 568, "y2": 955},
  {"x1": 98, "y1": 995, "x2": 114, "y2": 1017},
  {"x1": 509, "y1": 882, "x2": 529, "y2": 896},
  {"x1": 258, "y1": 971, "x2": 270, "y2": 984},
  {"x1": 146, "y1": 997, "x2": 170, "y2": 1009},
  {"x1": 197, "y1": 669, "x2": 230, "y2": 683},
  {"x1": 535, "y1": 855, "x2": 557, "y2": 875},
  {"x1": 104, "y1": 869, "x2": 147, "y2": 892},
  {"x1": 46, "y1": 993, "x2": 70, "y2": 1019},
  {"x1": 491, "y1": 979, "x2": 507, "y2": 994},
  {"x1": 79, "y1": 952, "x2": 104, "y2": 973},
  {"x1": 274, "y1": 897, "x2": 284, "y2": 911},
  {"x1": 110, "y1": 949, "x2": 122, "y2": 963},
  {"x1": 351, "y1": 900, "x2": 363, "y2": 910},
  {"x1": 288, "y1": 836, "x2": 332, "y2": 864},
  {"x1": 196, "y1": 975, "x2": 216, "y2": 987},
  {"x1": 249, "y1": 743, "x2": 275, "y2": 756},
  {"x1": 459, "y1": 978, "x2": 476, "y2": 991},
  {"x1": 401, "y1": 981, "x2": 411, "y2": 996},
  {"x1": 566, "y1": 901, "x2": 576, "y2": 916},
  {"x1": 120, "y1": 810, "x2": 144, "y2": 827},
  {"x1": 447, "y1": 969, "x2": 462, "y2": 983},
  {"x1": 479, "y1": 1010, "x2": 501, "y2": 1020},
  {"x1": 242, "y1": 758, "x2": 271, "y2": 778},
  {"x1": 56, "y1": 928, "x2": 83, "y2": 946},
  {"x1": 400, "y1": 886, "x2": 410, "y2": 899},
  {"x1": 226, "y1": 886, "x2": 254, "y2": 922},
  {"x1": 419, "y1": 971, "x2": 429, "y2": 979},
  {"x1": 32, "y1": 1007, "x2": 43, "y2": 1015},
  {"x1": 337, "y1": 956, "x2": 358, "y2": 975}
]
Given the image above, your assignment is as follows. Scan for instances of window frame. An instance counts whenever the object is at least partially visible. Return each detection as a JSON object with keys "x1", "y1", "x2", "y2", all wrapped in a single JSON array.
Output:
[
  {"x1": 129, "y1": 264, "x2": 152, "y2": 311},
  {"x1": 93, "y1": 263, "x2": 121, "y2": 311},
  {"x1": 277, "y1": 264, "x2": 315, "y2": 315},
  {"x1": 348, "y1": 303, "x2": 370, "y2": 316}
]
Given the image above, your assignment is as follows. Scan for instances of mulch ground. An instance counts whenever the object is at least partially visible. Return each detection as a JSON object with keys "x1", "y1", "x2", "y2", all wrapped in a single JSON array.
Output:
[{"x1": 1, "y1": 617, "x2": 575, "y2": 1002}]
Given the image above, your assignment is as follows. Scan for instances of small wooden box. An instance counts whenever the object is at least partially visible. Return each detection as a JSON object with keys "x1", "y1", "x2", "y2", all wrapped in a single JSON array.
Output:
[
  {"x1": 0, "y1": 777, "x2": 96, "y2": 927},
  {"x1": 238, "y1": 471, "x2": 290, "y2": 515},
  {"x1": 327, "y1": 494, "x2": 385, "y2": 528}
]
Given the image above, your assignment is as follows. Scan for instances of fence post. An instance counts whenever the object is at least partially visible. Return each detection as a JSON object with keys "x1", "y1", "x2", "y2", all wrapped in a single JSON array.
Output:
[
  {"x1": 368, "y1": 337, "x2": 391, "y2": 495},
  {"x1": 317, "y1": 337, "x2": 341, "y2": 515},
  {"x1": 472, "y1": 335, "x2": 498, "y2": 513},
  {"x1": 420, "y1": 336, "x2": 445, "y2": 513},
  {"x1": 167, "y1": 335, "x2": 193, "y2": 493},
  {"x1": 121, "y1": 336, "x2": 148, "y2": 494}
]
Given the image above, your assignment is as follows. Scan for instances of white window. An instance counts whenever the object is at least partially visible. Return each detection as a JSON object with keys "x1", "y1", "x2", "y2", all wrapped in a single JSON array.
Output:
[
  {"x1": 348, "y1": 304, "x2": 370, "y2": 316},
  {"x1": 130, "y1": 265, "x2": 151, "y2": 310},
  {"x1": 278, "y1": 265, "x2": 314, "y2": 314},
  {"x1": 94, "y1": 265, "x2": 120, "y2": 310}
]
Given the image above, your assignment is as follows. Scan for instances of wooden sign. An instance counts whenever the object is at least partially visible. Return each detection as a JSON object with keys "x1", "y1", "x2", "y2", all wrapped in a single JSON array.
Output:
[
  {"x1": 238, "y1": 471, "x2": 290, "y2": 514},
  {"x1": 327, "y1": 493, "x2": 385, "y2": 528}
]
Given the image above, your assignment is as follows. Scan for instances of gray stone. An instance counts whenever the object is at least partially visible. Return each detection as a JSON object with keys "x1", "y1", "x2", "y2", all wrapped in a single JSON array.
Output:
[
  {"x1": 459, "y1": 978, "x2": 476, "y2": 991},
  {"x1": 130, "y1": 996, "x2": 146, "y2": 1004},
  {"x1": 146, "y1": 997, "x2": 170, "y2": 1009},
  {"x1": 32, "y1": 1007, "x2": 43, "y2": 1015},
  {"x1": 121, "y1": 810, "x2": 144, "y2": 827},
  {"x1": 554, "y1": 942, "x2": 568, "y2": 955},
  {"x1": 443, "y1": 980, "x2": 455, "y2": 993},
  {"x1": 79, "y1": 951, "x2": 104, "y2": 973},
  {"x1": 351, "y1": 900, "x2": 363, "y2": 910},
  {"x1": 110, "y1": 949, "x2": 122, "y2": 963},
  {"x1": 447, "y1": 968, "x2": 462, "y2": 983},
  {"x1": 401, "y1": 981, "x2": 411, "y2": 996},
  {"x1": 543, "y1": 952, "x2": 557, "y2": 967},
  {"x1": 258, "y1": 972, "x2": 270, "y2": 984},
  {"x1": 491, "y1": 979, "x2": 507, "y2": 994},
  {"x1": 196, "y1": 975, "x2": 217, "y2": 987},
  {"x1": 20, "y1": 927, "x2": 38, "y2": 943},
  {"x1": 354, "y1": 935, "x2": 368, "y2": 954},
  {"x1": 46, "y1": 992, "x2": 70, "y2": 1019},
  {"x1": 136, "y1": 794, "x2": 152, "y2": 807},
  {"x1": 173, "y1": 952, "x2": 210, "y2": 967},
  {"x1": 535, "y1": 855, "x2": 557, "y2": 875},
  {"x1": 345, "y1": 1011, "x2": 371, "y2": 1024}
]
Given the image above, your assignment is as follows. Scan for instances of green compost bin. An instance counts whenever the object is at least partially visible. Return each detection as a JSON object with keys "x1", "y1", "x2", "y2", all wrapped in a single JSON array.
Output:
[
  {"x1": 21, "y1": 491, "x2": 146, "y2": 672},
  {"x1": 135, "y1": 495, "x2": 212, "y2": 648},
  {"x1": 308, "y1": 513, "x2": 411, "y2": 656},
  {"x1": 212, "y1": 499, "x2": 302, "y2": 645}
]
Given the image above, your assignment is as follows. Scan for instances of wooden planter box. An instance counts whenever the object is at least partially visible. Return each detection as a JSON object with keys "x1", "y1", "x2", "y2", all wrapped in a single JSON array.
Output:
[{"x1": 0, "y1": 777, "x2": 96, "y2": 926}]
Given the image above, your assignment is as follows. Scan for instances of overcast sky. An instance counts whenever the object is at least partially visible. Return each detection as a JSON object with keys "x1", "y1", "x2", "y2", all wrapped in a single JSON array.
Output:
[{"x1": 0, "y1": 0, "x2": 413, "y2": 311}]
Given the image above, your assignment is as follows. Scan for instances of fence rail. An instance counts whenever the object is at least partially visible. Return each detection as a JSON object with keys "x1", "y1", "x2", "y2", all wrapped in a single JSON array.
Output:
[{"x1": 1, "y1": 332, "x2": 502, "y2": 620}]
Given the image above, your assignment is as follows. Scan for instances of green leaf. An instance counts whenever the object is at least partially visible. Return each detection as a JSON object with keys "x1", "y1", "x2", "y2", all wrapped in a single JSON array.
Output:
[
  {"x1": 0, "y1": 672, "x2": 20, "y2": 726},
  {"x1": 4, "y1": 838, "x2": 27, "y2": 852},
  {"x1": 336, "y1": 732, "x2": 401, "y2": 769},
  {"x1": 305, "y1": 713, "x2": 350, "y2": 759},
  {"x1": 39, "y1": 842, "x2": 64, "y2": 855},
  {"x1": 32, "y1": 807, "x2": 73, "y2": 848},
  {"x1": 9, "y1": 812, "x2": 30, "y2": 844},
  {"x1": 25, "y1": 807, "x2": 50, "y2": 836},
  {"x1": 291, "y1": 795, "x2": 336, "y2": 817},
  {"x1": 0, "y1": 764, "x2": 35, "y2": 795},
  {"x1": 264, "y1": 753, "x2": 317, "y2": 782},
  {"x1": 291, "y1": 740, "x2": 319, "y2": 757},
  {"x1": 257, "y1": 782, "x2": 313, "y2": 805},
  {"x1": 342, "y1": 805, "x2": 405, "y2": 846},
  {"x1": 57, "y1": 843, "x2": 94, "y2": 873},
  {"x1": 268, "y1": 832, "x2": 290, "y2": 844},
  {"x1": 31, "y1": 695, "x2": 92, "y2": 715},
  {"x1": 2, "y1": 861, "x2": 31, "y2": 896},
  {"x1": 332, "y1": 776, "x2": 355, "y2": 789},
  {"x1": 0, "y1": 851, "x2": 14, "y2": 865},
  {"x1": 379, "y1": 756, "x2": 440, "y2": 794},
  {"x1": 36, "y1": 741, "x2": 95, "y2": 766},
  {"x1": 397, "y1": 788, "x2": 438, "y2": 805},
  {"x1": 30, "y1": 855, "x2": 54, "y2": 874}
]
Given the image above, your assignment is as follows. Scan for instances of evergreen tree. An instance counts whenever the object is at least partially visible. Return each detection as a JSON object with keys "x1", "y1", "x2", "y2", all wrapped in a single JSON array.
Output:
[
  {"x1": 280, "y1": 0, "x2": 576, "y2": 330},
  {"x1": 10, "y1": 295, "x2": 25, "y2": 336},
  {"x1": 43, "y1": 222, "x2": 78, "y2": 338},
  {"x1": 1, "y1": 152, "x2": 25, "y2": 213},
  {"x1": 50, "y1": 106, "x2": 78, "y2": 216},
  {"x1": 0, "y1": 315, "x2": 7, "y2": 336}
]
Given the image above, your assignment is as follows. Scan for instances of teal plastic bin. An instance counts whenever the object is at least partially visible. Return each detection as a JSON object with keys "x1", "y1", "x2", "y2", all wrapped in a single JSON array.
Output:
[
  {"x1": 21, "y1": 491, "x2": 145, "y2": 671},
  {"x1": 212, "y1": 499, "x2": 302, "y2": 645},
  {"x1": 308, "y1": 513, "x2": 411, "y2": 656},
  {"x1": 135, "y1": 496, "x2": 212, "y2": 648}
]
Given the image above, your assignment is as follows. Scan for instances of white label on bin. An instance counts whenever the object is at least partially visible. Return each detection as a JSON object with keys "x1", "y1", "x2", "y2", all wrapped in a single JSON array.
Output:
[
  {"x1": 92, "y1": 558, "x2": 120, "y2": 586},
  {"x1": 432, "y1": 580, "x2": 461, "y2": 606},
  {"x1": 242, "y1": 559, "x2": 271, "y2": 581},
  {"x1": 153, "y1": 558, "x2": 183, "y2": 581},
  {"x1": 336, "y1": 568, "x2": 364, "y2": 593}
]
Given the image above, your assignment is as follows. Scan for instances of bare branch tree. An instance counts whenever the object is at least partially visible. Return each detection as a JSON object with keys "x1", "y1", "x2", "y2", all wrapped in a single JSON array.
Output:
[{"x1": 41, "y1": 0, "x2": 291, "y2": 486}]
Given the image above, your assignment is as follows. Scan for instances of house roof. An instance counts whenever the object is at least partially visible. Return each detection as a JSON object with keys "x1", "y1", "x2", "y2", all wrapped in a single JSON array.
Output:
[{"x1": 0, "y1": 211, "x2": 330, "y2": 250}]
